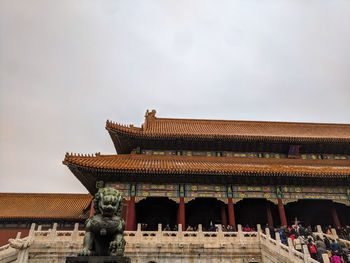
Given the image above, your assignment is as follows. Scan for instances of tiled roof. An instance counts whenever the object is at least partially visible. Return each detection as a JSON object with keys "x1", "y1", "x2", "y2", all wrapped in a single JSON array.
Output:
[
  {"x1": 63, "y1": 153, "x2": 350, "y2": 178},
  {"x1": 0, "y1": 193, "x2": 92, "y2": 220},
  {"x1": 106, "y1": 111, "x2": 350, "y2": 142}
]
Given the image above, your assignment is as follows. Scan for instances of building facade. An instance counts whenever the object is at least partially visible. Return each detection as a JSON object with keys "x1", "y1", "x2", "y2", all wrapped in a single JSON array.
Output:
[{"x1": 63, "y1": 110, "x2": 350, "y2": 232}]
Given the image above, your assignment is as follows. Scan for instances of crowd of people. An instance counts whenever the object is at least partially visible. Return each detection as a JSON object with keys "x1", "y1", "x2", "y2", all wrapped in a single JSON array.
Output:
[
  {"x1": 336, "y1": 226, "x2": 350, "y2": 241},
  {"x1": 263, "y1": 223, "x2": 350, "y2": 263}
]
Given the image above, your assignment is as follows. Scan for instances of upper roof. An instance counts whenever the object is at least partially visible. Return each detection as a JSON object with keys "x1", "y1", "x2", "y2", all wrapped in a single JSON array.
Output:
[
  {"x1": 0, "y1": 193, "x2": 92, "y2": 220},
  {"x1": 106, "y1": 110, "x2": 350, "y2": 153}
]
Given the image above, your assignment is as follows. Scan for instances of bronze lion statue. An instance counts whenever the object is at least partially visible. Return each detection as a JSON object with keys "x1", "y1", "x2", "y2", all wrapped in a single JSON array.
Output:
[{"x1": 79, "y1": 187, "x2": 126, "y2": 256}]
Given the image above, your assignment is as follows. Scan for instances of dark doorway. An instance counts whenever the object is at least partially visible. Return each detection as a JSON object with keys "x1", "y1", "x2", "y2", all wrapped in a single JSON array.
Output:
[
  {"x1": 136, "y1": 197, "x2": 177, "y2": 231},
  {"x1": 186, "y1": 198, "x2": 223, "y2": 230},
  {"x1": 284, "y1": 200, "x2": 334, "y2": 227},
  {"x1": 335, "y1": 203, "x2": 350, "y2": 226},
  {"x1": 235, "y1": 198, "x2": 276, "y2": 228}
]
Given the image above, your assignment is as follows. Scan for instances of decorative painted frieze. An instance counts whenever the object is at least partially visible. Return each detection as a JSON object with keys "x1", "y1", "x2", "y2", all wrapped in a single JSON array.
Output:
[{"x1": 106, "y1": 182, "x2": 349, "y2": 205}]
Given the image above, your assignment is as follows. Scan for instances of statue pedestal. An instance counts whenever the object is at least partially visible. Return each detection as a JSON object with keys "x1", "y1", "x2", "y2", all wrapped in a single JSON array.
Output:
[{"x1": 66, "y1": 256, "x2": 131, "y2": 263}]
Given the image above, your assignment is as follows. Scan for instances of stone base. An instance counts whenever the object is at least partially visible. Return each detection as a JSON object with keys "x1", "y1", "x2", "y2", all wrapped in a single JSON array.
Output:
[{"x1": 65, "y1": 256, "x2": 131, "y2": 263}]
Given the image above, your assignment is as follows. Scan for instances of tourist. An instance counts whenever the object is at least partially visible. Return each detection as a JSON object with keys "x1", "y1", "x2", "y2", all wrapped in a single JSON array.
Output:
[
  {"x1": 173, "y1": 224, "x2": 178, "y2": 231},
  {"x1": 298, "y1": 224, "x2": 306, "y2": 237},
  {"x1": 290, "y1": 233, "x2": 296, "y2": 242},
  {"x1": 227, "y1": 225, "x2": 234, "y2": 232},
  {"x1": 287, "y1": 226, "x2": 295, "y2": 236},
  {"x1": 307, "y1": 238, "x2": 317, "y2": 260},
  {"x1": 305, "y1": 225, "x2": 313, "y2": 237},
  {"x1": 315, "y1": 236, "x2": 327, "y2": 250},
  {"x1": 186, "y1": 225, "x2": 193, "y2": 231},
  {"x1": 243, "y1": 224, "x2": 251, "y2": 232},
  {"x1": 208, "y1": 225, "x2": 215, "y2": 232},
  {"x1": 316, "y1": 246, "x2": 328, "y2": 263},
  {"x1": 324, "y1": 236, "x2": 332, "y2": 250},
  {"x1": 299, "y1": 235, "x2": 306, "y2": 249},
  {"x1": 331, "y1": 239, "x2": 341, "y2": 256},
  {"x1": 222, "y1": 225, "x2": 227, "y2": 232},
  {"x1": 336, "y1": 226, "x2": 346, "y2": 239},
  {"x1": 163, "y1": 224, "x2": 171, "y2": 231},
  {"x1": 293, "y1": 234, "x2": 302, "y2": 252},
  {"x1": 141, "y1": 223, "x2": 148, "y2": 231},
  {"x1": 342, "y1": 244, "x2": 350, "y2": 262},
  {"x1": 325, "y1": 226, "x2": 332, "y2": 235},
  {"x1": 279, "y1": 228, "x2": 287, "y2": 245},
  {"x1": 268, "y1": 224, "x2": 275, "y2": 239},
  {"x1": 330, "y1": 254, "x2": 342, "y2": 263}
]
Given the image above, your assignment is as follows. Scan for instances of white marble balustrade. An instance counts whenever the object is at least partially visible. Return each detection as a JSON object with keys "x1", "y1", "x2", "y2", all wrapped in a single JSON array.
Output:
[{"x1": 2, "y1": 223, "x2": 345, "y2": 263}]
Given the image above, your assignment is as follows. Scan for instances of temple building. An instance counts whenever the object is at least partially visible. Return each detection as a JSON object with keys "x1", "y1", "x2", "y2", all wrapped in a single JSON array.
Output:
[
  {"x1": 62, "y1": 110, "x2": 350, "y2": 232},
  {"x1": 0, "y1": 193, "x2": 91, "y2": 245}
]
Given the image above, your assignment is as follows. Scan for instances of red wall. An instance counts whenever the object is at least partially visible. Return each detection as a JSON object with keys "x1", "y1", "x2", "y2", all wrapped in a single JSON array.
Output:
[{"x1": 0, "y1": 229, "x2": 29, "y2": 246}]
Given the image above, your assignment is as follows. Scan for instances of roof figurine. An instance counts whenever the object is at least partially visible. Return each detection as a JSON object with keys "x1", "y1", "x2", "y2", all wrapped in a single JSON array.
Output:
[
  {"x1": 143, "y1": 109, "x2": 157, "y2": 130},
  {"x1": 145, "y1": 109, "x2": 157, "y2": 119}
]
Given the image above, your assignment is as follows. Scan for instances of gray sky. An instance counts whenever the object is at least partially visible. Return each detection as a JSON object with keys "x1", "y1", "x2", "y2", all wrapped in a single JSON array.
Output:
[{"x1": 1, "y1": 0, "x2": 350, "y2": 193}]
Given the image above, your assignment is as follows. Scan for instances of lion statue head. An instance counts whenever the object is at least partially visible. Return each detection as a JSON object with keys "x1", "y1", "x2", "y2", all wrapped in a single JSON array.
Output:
[{"x1": 93, "y1": 187, "x2": 122, "y2": 217}]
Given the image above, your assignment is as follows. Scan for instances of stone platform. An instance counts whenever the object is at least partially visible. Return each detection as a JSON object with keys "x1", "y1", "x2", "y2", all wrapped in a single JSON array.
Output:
[{"x1": 66, "y1": 256, "x2": 131, "y2": 263}]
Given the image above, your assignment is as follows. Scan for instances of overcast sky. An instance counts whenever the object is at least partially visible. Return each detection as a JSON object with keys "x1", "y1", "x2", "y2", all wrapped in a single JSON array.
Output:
[{"x1": 1, "y1": 0, "x2": 350, "y2": 194}]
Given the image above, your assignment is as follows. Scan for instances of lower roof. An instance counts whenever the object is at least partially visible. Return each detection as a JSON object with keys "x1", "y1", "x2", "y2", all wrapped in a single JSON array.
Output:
[
  {"x1": 64, "y1": 153, "x2": 350, "y2": 178},
  {"x1": 0, "y1": 193, "x2": 92, "y2": 220}
]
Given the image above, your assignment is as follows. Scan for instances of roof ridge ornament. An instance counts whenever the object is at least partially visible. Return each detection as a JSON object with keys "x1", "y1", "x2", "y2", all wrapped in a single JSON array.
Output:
[
  {"x1": 145, "y1": 109, "x2": 156, "y2": 119},
  {"x1": 144, "y1": 109, "x2": 157, "y2": 130}
]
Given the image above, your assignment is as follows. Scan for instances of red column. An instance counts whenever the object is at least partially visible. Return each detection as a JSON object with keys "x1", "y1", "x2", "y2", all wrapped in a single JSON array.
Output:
[
  {"x1": 177, "y1": 197, "x2": 185, "y2": 231},
  {"x1": 89, "y1": 200, "x2": 94, "y2": 217},
  {"x1": 277, "y1": 198, "x2": 287, "y2": 227},
  {"x1": 221, "y1": 204, "x2": 228, "y2": 226},
  {"x1": 227, "y1": 198, "x2": 236, "y2": 231},
  {"x1": 266, "y1": 202, "x2": 274, "y2": 227},
  {"x1": 121, "y1": 198, "x2": 128, "y2": 221},
  {"x1": 126, "y1": 196, "x2": 136, "y2": 231},
  {"x1": 331, "y1": 204, "x2": 341, "y2": 228}
]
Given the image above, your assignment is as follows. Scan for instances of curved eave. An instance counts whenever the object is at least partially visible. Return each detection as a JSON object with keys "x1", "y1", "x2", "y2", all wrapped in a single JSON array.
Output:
[
  {"x1": 63, "y1": 154, "x2": 350, "y2": 180},
  {"x1": 66, "y1": 164, "x2": 350, "y2": 178}
]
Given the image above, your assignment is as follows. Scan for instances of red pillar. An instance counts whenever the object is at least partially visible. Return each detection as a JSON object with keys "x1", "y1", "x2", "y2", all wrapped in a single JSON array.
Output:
[
  {"x1": 331, "y1": 204, "x2": 341, "y2": 228},
  {"x1": 221, "y1": 204, "x2": 228, "y2": 226},
  {"x1": 121, "y1": 198, "x2": 128, "y2": 221},
  {"x1": 277, "y1": 198, "x2": 287, "y2": 227},
  {"x1": 266, "y1": 202, "x2": 274, "y2": 227},
  {"x1": 227, "y1": 198, "x2": 236, "y2": 231},
  {"x1": 177, "y1": 197, "x2": 185, "y2": 231},
  {"x1": 89, "y1": 199, "x2": 94, "y2": 217},
  {"x1": 126, "y1": 196, "x2": 136, "y2": 231}
]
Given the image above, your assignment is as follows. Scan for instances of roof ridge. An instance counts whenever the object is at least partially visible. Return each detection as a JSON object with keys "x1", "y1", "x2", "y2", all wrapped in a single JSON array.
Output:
[{"x1": 152, "y1": 117, "x2": 350, "y2": 127}]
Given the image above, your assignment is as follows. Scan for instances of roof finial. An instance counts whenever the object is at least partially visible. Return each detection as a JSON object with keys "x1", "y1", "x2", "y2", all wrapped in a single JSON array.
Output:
[
  {"x1": 145, "y1": 109, "x2": 156, "y2": 118},
  {"x1": 144, "y1": 109, "x2": 157, "y2": 130}
]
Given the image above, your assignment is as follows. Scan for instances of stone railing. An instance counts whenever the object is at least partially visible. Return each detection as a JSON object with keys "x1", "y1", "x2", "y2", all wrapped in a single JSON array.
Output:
[
  {"x1": 261, "y1": 228, "x2": 320, "y2": 263},
  {"x1": 0, "y1": 243, "x2": 16, "y2": 263},
  {"x1": 0, "y1": 225, "x2": 34, "y2": 263},
  {"x1": 1, "y1": 223, "x2": 347, "y2": 263},
  {"x1": 314, "y1": 225, "x2": 350, "y2": 247},
  {"x1": 123, "y1": 223, "x2": 258, "y2": 247}
]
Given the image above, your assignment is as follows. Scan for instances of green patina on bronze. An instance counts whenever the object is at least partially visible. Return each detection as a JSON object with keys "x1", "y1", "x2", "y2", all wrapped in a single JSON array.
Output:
[{"x1": 79, "y1": 187, "x2": 126, "y2": 257}]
